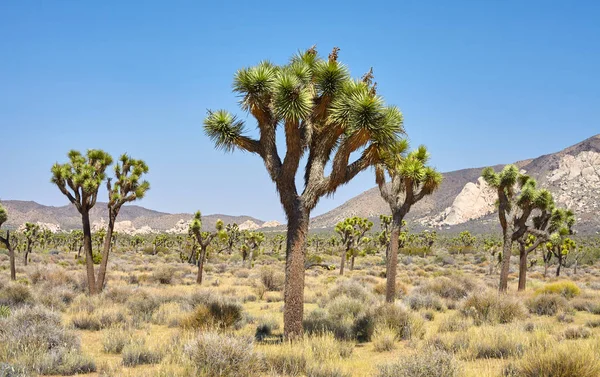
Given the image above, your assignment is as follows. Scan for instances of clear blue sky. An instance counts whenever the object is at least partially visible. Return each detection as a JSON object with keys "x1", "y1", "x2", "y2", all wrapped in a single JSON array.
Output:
[{"x1": 1, "y1": 1, "x2": 599, "y2": 222}]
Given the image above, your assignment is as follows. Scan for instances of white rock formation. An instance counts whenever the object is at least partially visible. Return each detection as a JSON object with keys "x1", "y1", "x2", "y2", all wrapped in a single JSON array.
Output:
[
  {"x1": 260, "y1": 220, "x2": 283, "y2": 228},
  {"x1": 432, "y1": 177, "x2": 496, "y2": 226},
  {"x1": 18, "y1": 222, "x2": 63, "y2": 233},
  {"x1": 239, "y1": 220, "x2": 260, "y2": 231},
  {"x1": 166, "y1": 219, "x2": 191, "y2": 234}
]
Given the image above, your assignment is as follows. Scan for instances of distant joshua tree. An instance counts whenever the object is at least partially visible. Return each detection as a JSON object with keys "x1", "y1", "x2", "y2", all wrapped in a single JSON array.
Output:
[
  {"x1": 51, "y1": 149, "x2": 113, "y2": 295},
  {"x1": 334, "y1": 217, "x2": 372, "y2": 275},
  {"x1": 241, "y1": 231, "x2": 265, "y2": 268},
  {"x1": 0, "y1": 203, "x2": 16, "y2": 280},
  {"x1": 482, "y1": 165, "x2": 555, "y2": 292},
  {"x1": 224, "y1": 223, "x2": 241, "y2": 254},
  {"x1": 23, "y1": 222, "x2": 40, "y2": 266},
  {"x1": 376, "y1": 143, "x2": 442, "y2": 302},
  {"x1": 96, "y1": 155, "x2": 149, "y2": 292},
  {"x1": 189, "y1": 211, "x2": 225, "y2": 284},
  {"x1": 203, "y1": 46, "x2": 403, "y2": 337}
]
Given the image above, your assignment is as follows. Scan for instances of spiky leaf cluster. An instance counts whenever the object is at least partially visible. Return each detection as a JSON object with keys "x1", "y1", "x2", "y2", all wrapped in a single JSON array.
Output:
[
  {"x1": 0, "y1": 204, "x2": 7, "y2": 228},
  {"x1": 108, "y1": 154, "x2": 150, "y2": 211}
]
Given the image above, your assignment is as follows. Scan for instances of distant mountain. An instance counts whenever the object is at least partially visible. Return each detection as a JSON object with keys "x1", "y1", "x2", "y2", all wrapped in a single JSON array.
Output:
[
  {"x1": 0, "y1": 200, "x2": 265, "y2": 233},
  {"x1": 312, "y1": 134, "x2": 600, "y2": 234}
]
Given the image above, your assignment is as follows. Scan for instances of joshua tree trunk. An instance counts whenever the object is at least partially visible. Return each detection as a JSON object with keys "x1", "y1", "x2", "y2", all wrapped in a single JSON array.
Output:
[
  {"x1": 499, "y1": 231, "x2": 513, "y2": 292},
  {"x1": 248, "y1": 248, "x2": 254, "y2": 269},
  {"x1": 96, "y1": 212, "x2": 116, "y2": 292},
  {"x1": 339, "y1": 246, "x2": 347, "y2": 276},
  {"x1": 518, "y1": 243, "x2": 527, "y2": 291},
  {"x1": 24, "y1": 238, "x2": 32, "y2": 266},
  {"x1": 197, "y1": 247, "x2": 207, "y2": 284},
  {"x1": 556, "y1": 257, "x2": 562, "y2": 277},
  {"x1": 385, "y1": 214, "x2": 401, "y2": 303},
  {"x1": 81, "y1": 211, "x2": 97, "y2": 295},
  {"x1": 0, "y1": 231, "x2": 16, "y2": 281},
  {"x1": 283, "y1": 203, "x2": 309, "y2": 339},
  {"x1": 350, "y1": 254, "x2": 355, "y2": 271},
  {"x1": 574, "y1": 260, "x2": 578, "y2": 275}
]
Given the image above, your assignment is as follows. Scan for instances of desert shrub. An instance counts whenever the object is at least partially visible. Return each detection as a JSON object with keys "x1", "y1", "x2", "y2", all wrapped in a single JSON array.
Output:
[
  {"x1": 264, "y1": 345, "x2": 306, "y2": 376},
  {"x1": 571, "y1": 298, "x2": 600, "y2": 314},
  {"x1": 0, "y1": 363, "x2": 30, "y2": 377},
  {"x1": 151, "y1": 266, "x2": 174, "y2": 285},
  {"x1": 438, "y1": 314, "x2": 471, "y2": 333},
  {"x1": 505, "y1": 342, "x2": 600, "y2": 377},
  {"x1": 121, "y1": 343, "x2": 162, "y2": 367},
  {"x1": 307, "y1": 332, "x2": 353, "y2": 361},
  {"x1": 102, "y1": 327, "x2": 131, "y2": 354},
  {"x1": 259, "y1": 267, "x2": 284, "y2": 291},
  {"x1": 326, "y1": 296, "x2": 366, "y2": 321},
  {"x1": 526, "y1": 294, "x2": 570, "y2": 316},
  {"x1": 417, "y1": 276, "x2": 476, "y2": 300},
  {"x1": 0, "y1": 284, "x2": 33, "y2": 308},
  {"x1": 406, "y1": 293, "x2": 445, "y2": 311},
  {"x1": 306, "y1": 364, "x2": 351, "y2": 377},
  {"x1": 585, "y1": 319, "x2": 600, "y2": 328},
  {"x1": 105, "y1": 286, "x2": 132, "y2": 304},
  {"x1": 352, "y1": 312, "x2": 376, "y2": 342},
  {"x1": 303, "y1": 309, "x2": 353, "y2": 341},
  {"x1": 327, "y1": 280, "x2": 373, "y2": 303},
  {"x1": 0, "y1": 305, "x2": 10, "y2": 318},
  {"x1": 255, "y1": 316, "x2": 280, "y2": 341},
  {"x1": 152, "y1": 302, "x2": 183, "y2": 327},
  {"x1": 180, "y1": 296, "x2": 243, "y2": 330},
  {"x1": 126, "y1": 291, "x2": 160, "y2": 322},
  {"x1": 376, "y1": 348, "x2": 459, "y2": 377},
  {"x1": 372, "y1": 326, "x2": 397, "y2": 352},
  {"x1": 461, "y1": 291, "x2": 526, "y2": 324},
  {"x1": 373, "y1": 281, "x2": 408, "y2": 298},
  {"x1": 71, "y1": 312, "x2": 102, "y2": 331},
  {"x1": 0, "y1": 306, "x2": 92, "y2": 375},
  {"x1": 374, "y1": 304, "x2": 425, "y2": 340},
  {"x1": 562, "y1": 326, "x2": 592, "y2": 340},
  {"x1": 535, "y1": 281, "x2": 580, "y2": 299},
  {"x1": 469, "y1": 327, "x2": 525, "y2": 359},
  {"x1": 185, "y1": 332, "x2": 262, "y2": 376}
]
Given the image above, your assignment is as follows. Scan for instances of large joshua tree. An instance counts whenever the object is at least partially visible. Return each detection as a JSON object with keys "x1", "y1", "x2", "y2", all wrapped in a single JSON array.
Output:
[
  {"x1": 203, "y1": 46, "x2": 403, "y2": 337},
  {"x1": 375, "y1": 143, "x2": 442, "y2": 303},
  {"x1": 189, "y1": 211, "x2": 225, "y2": 284},
  {"x1": 96, "y1": 155, "x2": 149, "y2": 292},
  {"x1": 482, "y1": 165, "x2": 554, "y2": 292},
  {"x1": 51, "y1": 149, "x2": 113, "y2": 295},
  {"x1": 0, "y1": 204, "x2": 16, "y2": 280}
]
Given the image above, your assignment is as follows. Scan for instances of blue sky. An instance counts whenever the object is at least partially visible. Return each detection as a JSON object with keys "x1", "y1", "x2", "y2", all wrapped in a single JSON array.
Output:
[{"x1": 1, "y1": 1, "x2": 599, "y2": 222}]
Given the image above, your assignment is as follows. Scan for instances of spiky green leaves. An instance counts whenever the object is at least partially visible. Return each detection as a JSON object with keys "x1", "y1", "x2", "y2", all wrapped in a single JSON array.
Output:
[
  {"x1": 314, "y1": 60, "x2": 349, "y2": 96},
  {"x1": 233, "y1": 62, "x2": 277, "y2": 112},
  {"x1": 190, "y1": 211, "x2": 203, "y2": 233},
  {"x1": 0, "y1": 204, "x2": 7, "y2": 228},
  {"x1": 204, "y1": 110, "x2": 248, "y2": 153},
  {"x1": 110, "y1": 154, "x2": 150, "y2": 208},
  {"x1": 274, "y1": 72, "x2": 312, "y2": 122},
  {"x1": 51, "y1": 149, "x2": 113, "y2": 211}
]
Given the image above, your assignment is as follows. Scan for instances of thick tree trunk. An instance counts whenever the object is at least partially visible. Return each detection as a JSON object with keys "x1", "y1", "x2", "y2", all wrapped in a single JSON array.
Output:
[
  {"x1": 96, "y1": 213, "x2": 116, "y2": 292},
  {"x1": 386, "y1": 213, "x2": 402, "y2": 303},
  {"x1": 197, "y1": 248, "x2": 207, "y2": 284},
  {"x1": 339, "y1": 247, "x2": 347, "y2": 275},
  {"x1": 283, "y1": 205, "x2": 309, "y2": 339},
  {"x1": 518, "y1": 243, "x2": 527, "y2": 291},
  {"x1": 499, "y1": 231, "x2": 513, "y2": 292},
  {"x1": 82, "y1": 211, "x2": 97, "y2": 295}
]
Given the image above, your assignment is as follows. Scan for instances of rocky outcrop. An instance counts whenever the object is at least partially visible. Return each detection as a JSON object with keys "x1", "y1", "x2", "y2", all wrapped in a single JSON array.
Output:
[
  {"x1": 239, "y1": 220, "x2": 260, "y2": 231},
  {"x1": 429, "y1": 177, "x2": 496, "y2": 226},
  {"x1": 261, "y1": 220, "x2": 283, "y2": 228},
  {"x1": 166, "y1": 219, "x2": 191, "y2": 234},
  {"x1": 17, "y1": 222, "x2": 63, "y2": 233}
]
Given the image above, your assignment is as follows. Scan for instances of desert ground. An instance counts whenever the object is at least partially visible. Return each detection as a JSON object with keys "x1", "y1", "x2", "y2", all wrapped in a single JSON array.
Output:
[{"x1": 1, "y1": 236, "x2": 599, "y2": 377}]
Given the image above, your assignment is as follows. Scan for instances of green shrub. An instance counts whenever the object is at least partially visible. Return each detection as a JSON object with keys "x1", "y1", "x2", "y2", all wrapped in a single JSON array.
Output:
[
  {"x1": 535, "y1": 281, "x2": 580, "y2": 299},
  {"x1": 102, "y1": 327, "x2": 131, "y2": 354},
  {"x1": 180, "y1": 297, "x2": 243, "y2": 330},
  {"x1": 406, "y1": 293, "x2": 446, "y2": 312}
]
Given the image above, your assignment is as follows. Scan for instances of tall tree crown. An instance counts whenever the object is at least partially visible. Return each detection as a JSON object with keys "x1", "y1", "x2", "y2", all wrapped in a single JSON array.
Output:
[
  {"x1": 0, "y1": 204, "x2": 7, "y2": 228},
  {"x1": 204, "y1": 46, "x2": 404, "y2": 210},
  {"x1": 51, "y1": 149, "x2": 113, "y2": 212},
  {"x1": 107, "y1": 154, "x2": 150, "y2": 211}
]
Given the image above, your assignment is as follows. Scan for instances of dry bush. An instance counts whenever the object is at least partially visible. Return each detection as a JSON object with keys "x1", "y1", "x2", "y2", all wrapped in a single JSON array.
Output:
[
  {"x1": 374, "y1": 304, "x2": 425, "y2": 341},
  {"x1": 121, "y1": 342, "x2": 162, "y2": 367},
  {"x1": 438, "y1": 314, "x2": 471, "y2": 333},
  {"x1": 460, "y1": 290, "x2": 526, "y2": 324},
  {"x1": 376, "y1": 348, "x2": 460, "y2": 377},
  {"x1": 373, "y1": 281, "x2": 408, "y2": 298},
  {"x1": 102, "y1": 326, "x2": 132, "y2": 354},
  {"x1": 406, "y1": 292, "x2": 446, "y2": 312},
  {"x1": 372, "y1": 326, "x2": 397, "y2": 352},
  {"x1": 180, "y1": 296, "x2": 243, "y2": 330},
  {"x1": 151, "y1": 265, "x2": 175, "y2": 285},
  {"x1": 185, "y1": 332, "x2": 263, "y2": 377},
  {"x1": 259, "y1": 267, "x2": 284, "y2": 291},
  {"x1": 0, "y1": 283, "x2": 33, "y2": 308},
  {"x1": 526, "y1": 294, "x2": 570, "y2": 316},
  {"x1": 562, "y1": 326, "x2": 592, "y2": 340}
]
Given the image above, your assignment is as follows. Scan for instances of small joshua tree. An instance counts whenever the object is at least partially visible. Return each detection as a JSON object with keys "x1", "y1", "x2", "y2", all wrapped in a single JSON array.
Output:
[
  {"x1": 483, "y1": 236, "x2": 502, "y2": 275},
  {"x1": 482, "y1": 165, "x2": 554, "y2": 292},
  {"x1": 224, "y1": 223, "x2": 241, "y2": 254},
  {"x1": 130, "y1": 235, "x2": 144, "y2": 253},
  {"x1": 189, "y1": 211, "x2": 226, "y2": 284},
  {"x1": 23, "y1": 222, "x2": 40, "y2": 266},
  {"x1": 204, "y1": 46, "x2": 403, "y2": 337},
  {"x1": 241, "y1": 231, "x2": 265, "y2": 268},
  {"x1": 377, "y1": 214, "x2": 392, "y2": 259},
  {"x1": 51, "y1": 149, "x2": 113, "y2": 295},
  {"x1": 69, "y1": 230, "x2": 84, "y2": 257},
  {"x1": 96, "y1": 155, "x2": 149, "y2": 291},
  {"x1": 334, "y1": 217, "x2": 373, "y2": 275},
  {"x1": 0, "y1": 204, "x2": 16, "y2": 280},
  {"x1": 376, "y1": 143, "x2": 442, "y2": 302}
]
